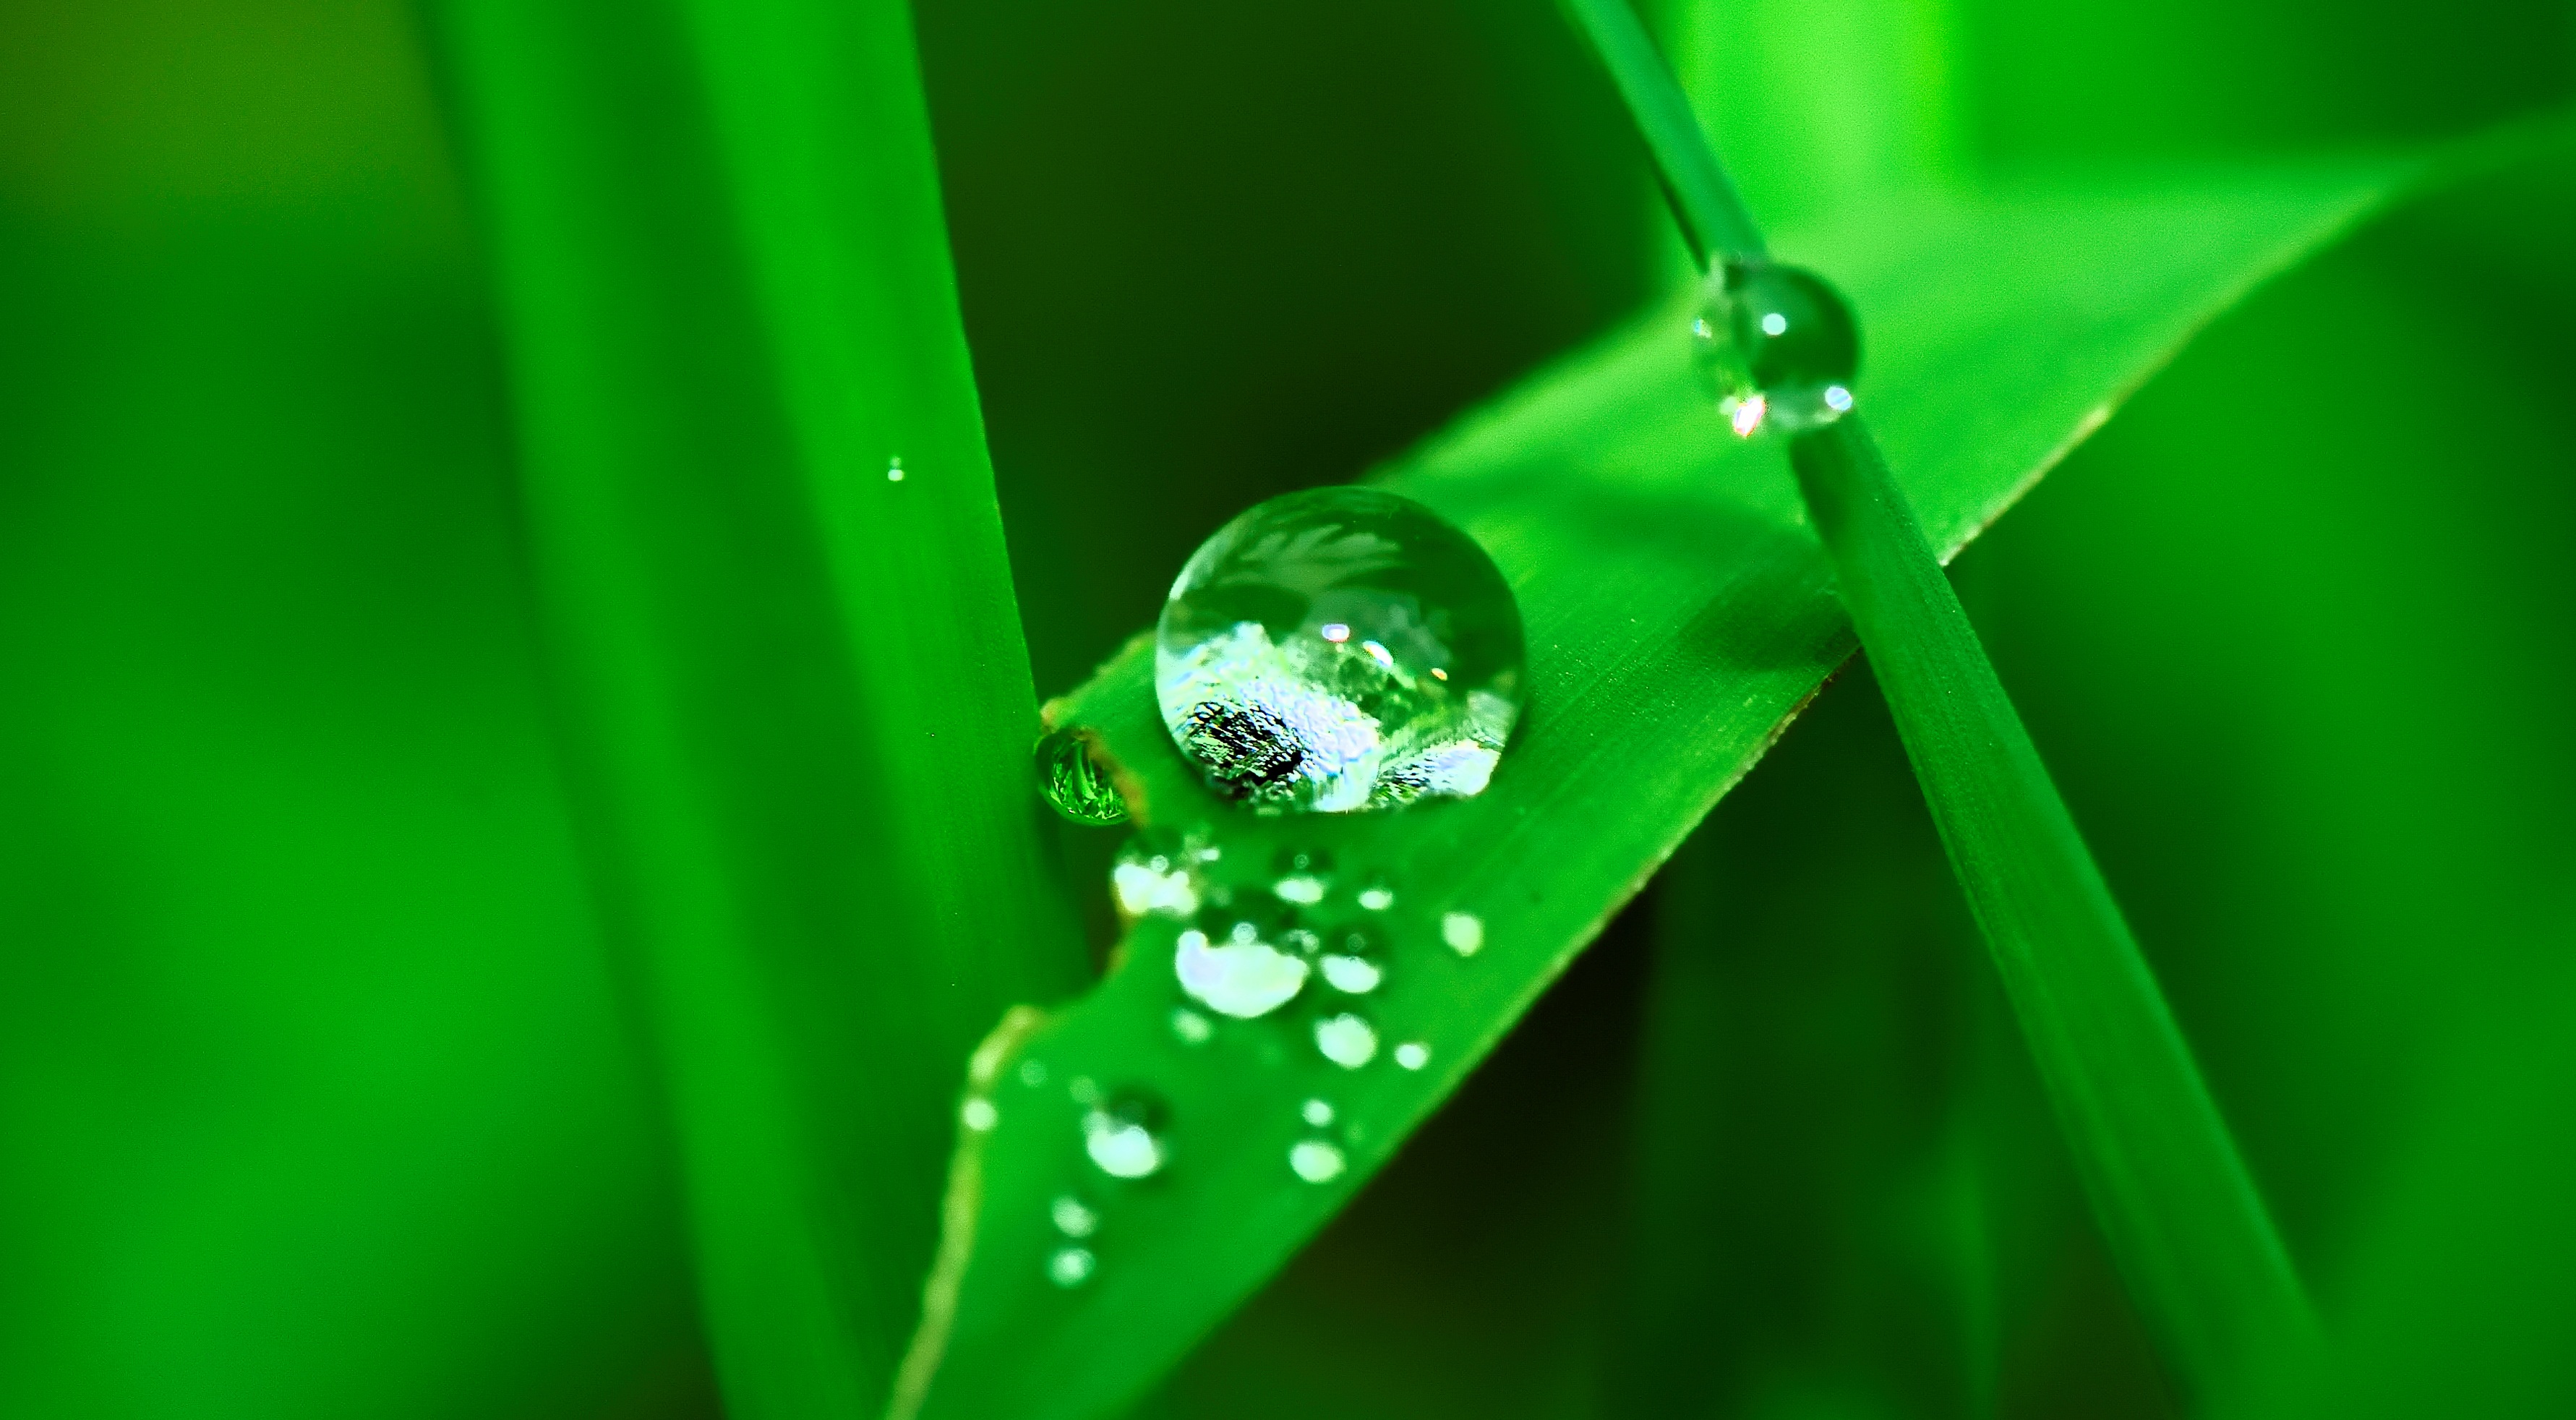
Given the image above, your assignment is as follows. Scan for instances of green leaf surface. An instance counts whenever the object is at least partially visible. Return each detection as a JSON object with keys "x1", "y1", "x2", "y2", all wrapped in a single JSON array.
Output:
[
  {"x1": 427, "y1": 1, "x2": 1086, "y2": 1415},
  {"x1": 903, "y1": 163, "x2": 2435, "y2": 1420}
]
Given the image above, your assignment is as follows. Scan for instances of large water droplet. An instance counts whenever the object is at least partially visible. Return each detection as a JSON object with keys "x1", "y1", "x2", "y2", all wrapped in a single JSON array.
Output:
[
  {"x1": 1082, "y1": 1098, "x2": 1165, "y2": 1179},
  {"x1": 1155, "y1": 487, "x2": 1526, "y2": 813},
  {"x1": 1314, "y1": 1011, "x2": 1379, "y2": 1069},
  {"x1": 1035, "y1": 727, "x2": 1129, "y2": 826},
  {"x1": 1289, "y1": 1139, "x2": 1348, "y2": 1184},
  {"x1": 1692, "y1": 260, "x2": 1860, "y2": 437}
]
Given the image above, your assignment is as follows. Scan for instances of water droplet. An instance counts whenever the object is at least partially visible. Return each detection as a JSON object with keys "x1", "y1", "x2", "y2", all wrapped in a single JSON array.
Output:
[
  {"x1": 1082, "y1": 1099, "x2": 1166, "y2": 1179},
  {"x1": 1441, "y1": 911, "x2": 1485, "y2": 957},
  {"x1": 1394, "y1": 1041, "x2": 1430, "y2": 1071},
  {"x1": 1314, "y1": 1012, "x2": 1379, "y2": 1069},
  {"x1": 1272, "y1": 846, "x2": 1332, "y2": 904},
  {"x1": 1289, "y1": 1139, "x2": 1348, "y2": 1184},
  {"x1": 1155, "y1": 487, "x2": 1526, "y2": 813},
  {"x1": 1112, "y1": 832, "x2": 1202, "y2": 918},
  {"x1": 1317, "y1": 928, "x2": 1384, "y2": 994},
  {"x1": 1048, "y1": 1246, "x2": 1095, "y2": 1287},
  {"x1": 1356, "y1": 879, "x2": 1396, "y2": 912},
  {"x1": 1301, "y1": 1098, "x2": 1336, "y2": 1127},
  {"x1": 1170, "y1": 1006, "x2": 1213, "y2": 1044},
  {"x1": 886, "y1": 456, "x2": 906, "y2": 482},
  {"x1": 960, "y1": 1098, "x2": 998, "y2": 1132},
  {"x1": 1692, "y1": 259, "x2": 1860, "y2": 437},
  {"x1": 1035, "y1": 727, "x2": 1128, "y2": 826},
  {"x1": 1174, "y1": 926, "x2": 1311, "y2": 1019},
  {"x1": 1050, "y1": 1195, "x2": 1099, "y2": 1239}
]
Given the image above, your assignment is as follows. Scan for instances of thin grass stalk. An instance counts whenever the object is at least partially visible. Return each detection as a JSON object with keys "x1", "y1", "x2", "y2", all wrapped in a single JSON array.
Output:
[{"x1": 1563, "y1": 0, "x2": 2321, "y2": 1400}]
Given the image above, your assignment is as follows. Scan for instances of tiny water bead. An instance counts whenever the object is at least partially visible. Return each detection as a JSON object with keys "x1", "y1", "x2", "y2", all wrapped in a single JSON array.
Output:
[
  {"x1": 1169, "y1": 1006, "x2": 1213, "y2": 1045},
  {"x1": 1048, "y1": 1246, "x2": 1096, "y2": 1288},
  {"x1": 1155, "y1": 487, "x2": 1526, "y2": 813},
  {"x1": 886, "y1": 456, "x2": 905, "y2": 483},
  {"x1": 1050, "y1": 1195, "x2": 1099, "y2": 1239},
  {"x1": 1034, "y1": 727, "x2": 1129, "y2": 826},
  {"x1": 1317, "y1": 928, "x2": 1384, "y2": 994},
  {"x1": 1691, "y1": 259, "x2": 1860, "y2": 437},
  {"x1": 1301, "y1": 1098, "x2": 1336, "y2": 1127},
  {"x1": 1314, "y1": 1012, "x2": 1379, "y2": 1069},
  {"x1": 959, "y1": 1098, "x2": 998, "y2": 1132},
  {"x1": 1441, "y1": 911, "x2": 1485, "y2": 957},
  {"x1": 1271, "y1": 846, "x2": 1332, "y2": 904},
  {"x1": 1082, "y1": 1099, "x2": 1166, "y2": 1179},
  {"x1": 1289, "y1": 1139, "x2": 1348, "y2": 1184},
  {"x1": 1393, "y1": 1041, "x2": 1431, "y2": 1071},
  {"x1": 1356, "y1": 878, "x2": 1395, "y2": 912}
]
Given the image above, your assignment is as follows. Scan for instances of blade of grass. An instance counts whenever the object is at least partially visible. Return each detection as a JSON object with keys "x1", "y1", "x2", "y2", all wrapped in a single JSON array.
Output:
[
  {"x1": 1570, "y1": 0, "x2": 2318, "y2": 1397},
  {"x1": 899, "y1": 151, "x2": 2472, "y2": 1419},
  {"x1": 426, "y1": 1, "x2": 1087, "y2": 1415}
]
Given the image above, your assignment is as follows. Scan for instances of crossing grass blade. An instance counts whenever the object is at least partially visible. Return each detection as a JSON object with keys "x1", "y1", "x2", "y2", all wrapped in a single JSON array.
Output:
[
  {"x1": 424, "y1": 1, "x2": 1087, "y2": 1415},
  {"x1": 892, "y1": 154, "x2": 2465, "y2": 1419}
]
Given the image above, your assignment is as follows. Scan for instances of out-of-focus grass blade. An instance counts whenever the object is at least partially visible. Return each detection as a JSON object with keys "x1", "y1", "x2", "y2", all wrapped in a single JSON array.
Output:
[
  {"x1": 427, "y1": 1, "x2": 1087, "y2": 1415},
  {"x1": 901, "y1": 162, "x2": 2439, "y2": 1419}
]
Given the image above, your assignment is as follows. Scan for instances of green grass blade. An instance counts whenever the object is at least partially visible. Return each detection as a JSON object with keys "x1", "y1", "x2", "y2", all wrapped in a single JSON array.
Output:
[
  {"x1": 427, "y1": 1, "x2": 1087, "y2": 1414},
  {"x1": 899, "y1": 158, "x2": 2447, "y2": 1419},
  {"x1": 1789, "y1": 416, "x2": 2318, "y2": 1395},
  {"x1": 1562, "y1": 0, "x2": 1765, "y2": 262}
]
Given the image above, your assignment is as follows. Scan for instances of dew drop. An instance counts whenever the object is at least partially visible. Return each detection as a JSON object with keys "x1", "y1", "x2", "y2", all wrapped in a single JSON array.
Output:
[
  {"x1": 1314, "y1": 1012, "x2": 1379, "y2": 1069},
  {"x1": 1356, "y1": 879, "x2": 1396, "y2": 912},
  {"x1": 1174, "y1": 926, "x2": 1311, "y2": 1019},
  {"x1": 1112, "y1": 832, "x2": 1202, "y2": 918},
  {"x1": 1318, "y1": 927, "x2": 1384, "y2": 994},
  {"x1": 1155, "y1": 487, "x2": 1526, "y2": 813},
  {"x1": 1050, "y1": 1195, "x2": 1099, "y2": 1239},
  {"x1": 1272, "y1": 846, "x2": 1332, "y2": 904},
  {"x1": 1034, "y1": 727, "x2": 1129, "y2": 826},
  {"x1": 1301, "y1": 1097, "x2": 1336, "y2": 1127},
  {"x1": 1394, "y1": 1041, "x2": 1430, "y2": 1071},
  {"x1": 886, "y1": 456, "x2": 906, "y2": 482},
  {"x1": 1170, "y1": 1006, "x2": 1213, "y2": 1044},
  {"x1": 1082, "y1": 1100, "x2": 1165, "y2": 1179},
  {"x1": 959, "y1": 1098, "x2": 998, "y2": 1132},
  {"x1": 1048, "y1": 1246, "x2": 1095, "y2": 1287},
  {"x1": 1289, "y1": 1139, "x2": 1348, "y2": 1184},
  {"x1": 1441, "y1": 911, "x2": 1485, "y2": 957},
  {"x1": 1691, "y1": 259, "x2": 1861, "y2": 437}
]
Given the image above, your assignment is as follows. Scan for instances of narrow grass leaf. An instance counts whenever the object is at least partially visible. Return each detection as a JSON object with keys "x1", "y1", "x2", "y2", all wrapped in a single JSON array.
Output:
[
  {"x1": 901, "y1": 158, "x2": 2447, "y2": 1420},
  {"x1": 427, "y1": 1, "x2": 1087, "y2": 1414}
]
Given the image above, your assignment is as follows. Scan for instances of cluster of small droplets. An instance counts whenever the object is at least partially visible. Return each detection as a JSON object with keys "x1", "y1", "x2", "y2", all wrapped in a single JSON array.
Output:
[{"x1": 1690, "y1": 258, "x2": 1861, "y2": 438}]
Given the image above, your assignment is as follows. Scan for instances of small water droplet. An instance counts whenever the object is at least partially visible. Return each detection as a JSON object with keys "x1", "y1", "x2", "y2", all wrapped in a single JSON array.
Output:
[
  {"x1": 960, "y1": 1098, "x2": 998, "y2": 1132},
  {"x1": 1356, "y1": 879, "x2": 1395, "y2": 912},
  {"x1": 1082, "y1": 1099, "x2": 1166, "y2": 1179},
  {"x1": 1174, "y1": 925, "x2": 1311, "y2": 1018},
  {"x1": 1050, "y1": 1195, "x2": 1099, "y2": 1239},
  {"x1": 1170, "y1": 1006, "x2": 1213, "y2": 1044},
  {"x1": 1018, "y1": 1059, "x2": 1050, "y2": 1087},
  {"x1": 1271, "y1": 845, "x2": 1332, "y2": 904},
  {"x1": 886, "y1": 456, "x2": 906, "y2": 482},
  {"x1": 1301, "y1": 1098, "x2": 1335, "y2": 1127},
  {"x1": 1441, "y1": 911, "x2": 1485, "y2": 957},
  {"x1": 1113, "y1": 832, "x2": 1203, "y2": 918},
  {"x1": 1155, "y1": 487, "x2": 1525, "y2": 813},
  {"x1": 1394, "y1": 1041, "x2": 1430, "y2": 1071},
  {"x1": 1035, "y1": 727, "x2": 1128, "y2": 826},
  {"x1": 1314, "y1": 1012, "x2": 1379, "y2": 1069},
  {"x1": 1692, "y1": 260, "x2": 1861, "y2": 437},
  {"x1": 1289, "y1": 1139, "x2": 1347, "y2": 1184},
  {"x1": 1318, "y1": 927, "x2": 1384, "y2": 993},
  {"x1": 1048, "y1": 1246, "x2": 1095, "y2": 1287}
]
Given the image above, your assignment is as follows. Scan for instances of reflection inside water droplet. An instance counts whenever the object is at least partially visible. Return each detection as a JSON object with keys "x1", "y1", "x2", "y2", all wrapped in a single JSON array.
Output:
[
  {"x1": 1155, "y1": 487, "x2": 1526, "y2": 813},
  {"x1": 1048, "y1": 1246, "x2": 1095, "y2": 1287},
  {"x1": 1289, "y1": 1139, "x2": 1347, "y2": 1184},
  {"x1": 1314, "y1": 1012, "x2": 1379, "y2": 1069},
  {"x1": 1050, "y1": 1195, "x2": 1098, "y2": 1239}
]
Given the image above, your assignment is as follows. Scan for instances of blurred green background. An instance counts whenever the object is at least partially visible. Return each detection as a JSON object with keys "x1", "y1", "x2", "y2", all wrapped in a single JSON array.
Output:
[{"x1": 2, "y1": 0, "x2": 2570, "y2": 1416}]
